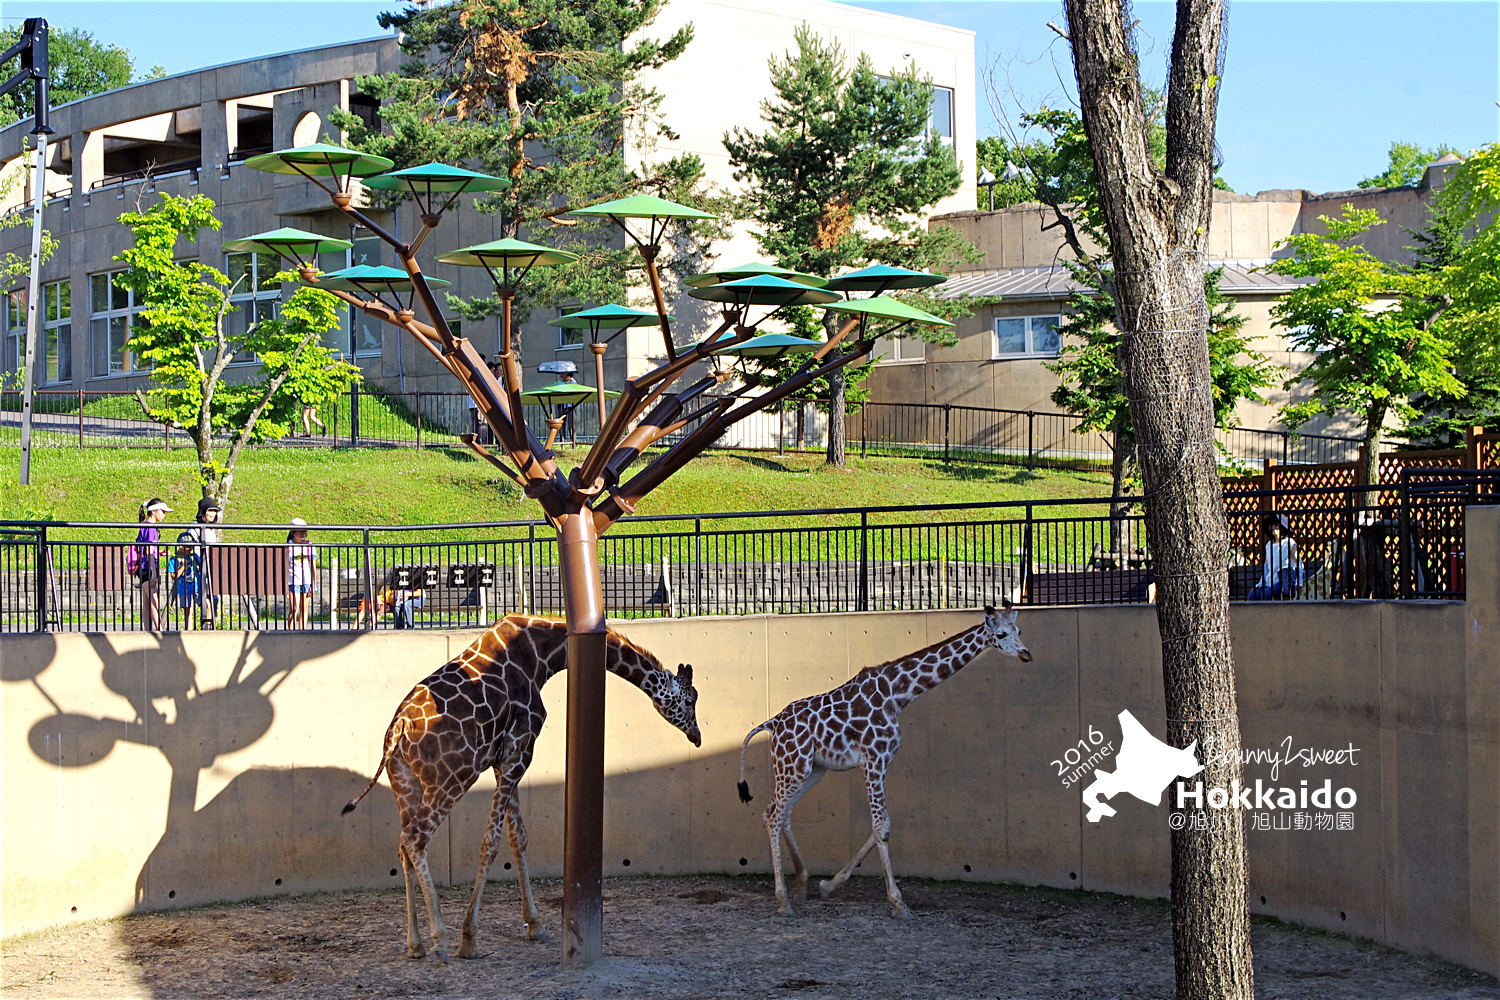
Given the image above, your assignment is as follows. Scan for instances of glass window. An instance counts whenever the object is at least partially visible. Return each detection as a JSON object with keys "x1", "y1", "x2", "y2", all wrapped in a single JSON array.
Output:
[
  {"x1": 4, "y1": 280, "x2": 73, "y2": 384},
  {"x1": 993, "y1": 314, "x2": 1063, "y2": 358},
  {"x1": 224, "y1": 251, "x2": 284, "y2": 362},
  {"x1": 89, "y1": 271, "x2": 148, "y2": 378},
  {"x1": 557, "y1": 306, "x2": 584, "y2": 348},
  {"x1": 930, "y1": 86, "x2": 954, "y2": 141},
  {"x1": 875, "y1": 334, "x2": 925, "y2": 364}
]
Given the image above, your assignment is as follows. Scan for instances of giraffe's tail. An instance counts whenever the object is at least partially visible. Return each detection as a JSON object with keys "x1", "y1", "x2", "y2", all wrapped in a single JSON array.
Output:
[
  {"x1": 342, "y1": 716, "x2": 401, "y2": 815},
  {"x1": 738, "y1": 720, "x2": 773, "y2": 804}
]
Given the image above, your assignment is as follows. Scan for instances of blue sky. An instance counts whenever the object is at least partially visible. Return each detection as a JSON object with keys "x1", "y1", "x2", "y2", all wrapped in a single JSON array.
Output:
[{"x1": 4, "y1": 0, "x2": 1496, "y2": 195}]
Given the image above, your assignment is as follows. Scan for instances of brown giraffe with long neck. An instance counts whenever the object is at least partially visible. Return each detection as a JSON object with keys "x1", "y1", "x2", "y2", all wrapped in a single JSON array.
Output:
[
  {"x1": 343, "y1": 614, "x2": 700, "y2": 962},
  {"x1": 738, "y1": 604, "x2": 1030, "y2": 918}
]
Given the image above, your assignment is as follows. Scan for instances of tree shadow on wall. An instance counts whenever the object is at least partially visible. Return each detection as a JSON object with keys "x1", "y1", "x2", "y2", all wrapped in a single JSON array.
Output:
[{"x1": 9, "y1": 631, "x2": 398, "y2": 915}]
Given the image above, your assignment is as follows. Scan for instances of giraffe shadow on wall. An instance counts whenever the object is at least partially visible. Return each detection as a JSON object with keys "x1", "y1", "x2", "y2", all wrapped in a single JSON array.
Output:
[{"x1": 12, "y1": 631, "x2": 397, "y2": 913}]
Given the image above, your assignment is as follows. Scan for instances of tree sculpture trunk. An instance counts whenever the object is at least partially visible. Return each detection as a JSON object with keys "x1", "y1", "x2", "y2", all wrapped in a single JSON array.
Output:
[{"x1": 1063, "y1": 2, "x2": 1255, "y2": 998}]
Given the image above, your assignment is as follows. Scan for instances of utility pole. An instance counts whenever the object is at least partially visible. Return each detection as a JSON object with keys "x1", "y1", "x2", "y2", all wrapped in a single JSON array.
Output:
[{"x1": 2, "y1": 18, "x2": 54, "y2": 484}]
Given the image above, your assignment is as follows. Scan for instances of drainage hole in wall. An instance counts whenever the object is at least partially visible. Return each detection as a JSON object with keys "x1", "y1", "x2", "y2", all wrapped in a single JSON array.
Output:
[
  {"x1": 390, "y1": 868, "x2": 399, "y2": 877},
  {"x1": 1259, "y1": 896, "x2": 1266, "y2": 905},
  {"x1": 168, "y1": 891, "x2": 176, "y2": 899},
  {"x1": 504, "y1": 862, "x2": 512, "y2": 870},
  {"x1": 1340, "y1": 911, "x2": 1347, "y2": 921},
  {"x1": 622, "y1": 859, "x2": 631, "y2": 867},
  {"x1": 963, "y1": 865, "x2": 972, "y2": 873},
  {"x1": 275, "y1": 879, "x2": 283, "y2": 887},
  {"x1": 739, "y1": 858, "x2": 748, "y2": 867},
  {"x1": 70, "y1": 906, "x2": 77, "y2": 913},
  {"x1": 1068, "y1": 872, "x2": 1077, "y2": 881}
]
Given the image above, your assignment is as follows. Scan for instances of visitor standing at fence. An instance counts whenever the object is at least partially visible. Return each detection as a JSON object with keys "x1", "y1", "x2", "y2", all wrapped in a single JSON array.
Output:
[
  {"x1": 286, "y1": 518, "x2": 317, "y2": 630},
  {"x1": 1248, "y1": 513, "x2": 1303, "y2": 600},
  {"x1": 131, "y1": 499, "x2": 171, "y2": 633},
  {"x1": 300, "y1": 400, "x2": 326, "y2": 438},
  {"x1": 174, "y1": 499, "x2": 221, "y2": 629}
]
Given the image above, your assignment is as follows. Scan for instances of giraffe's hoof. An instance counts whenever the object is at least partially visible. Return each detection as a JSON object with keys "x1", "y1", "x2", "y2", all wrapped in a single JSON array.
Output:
[
  {"x1": 775, "y1": 905, "x2": 798, "y2": 917},
  {"x1": 406, "y1": 946, "x2": 426, "y2": 960},
  {"x1": 526, "y1": 925, "x2": 552, "y2": 943},
  {"x1": 435, "y1": 947, "x2": 450, "y2": 965},
  {"x1": 890, "y1": 904, "x2": 914, "y2": 920},
  {"x1": 457, "y1": 940, "x2": 479, "y2": 960},
  {"x1": 817, "y1": 880, "x2": 835, "y2": 899}
]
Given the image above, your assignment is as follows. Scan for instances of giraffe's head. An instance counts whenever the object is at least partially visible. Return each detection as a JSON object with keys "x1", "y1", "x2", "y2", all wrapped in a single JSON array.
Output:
[
  {"x1": 649, "y1": 663, "x2": 701, "y2": 747},
  {"x1": 982, "y1": 602, "x2": 1031, "y2": 662}
]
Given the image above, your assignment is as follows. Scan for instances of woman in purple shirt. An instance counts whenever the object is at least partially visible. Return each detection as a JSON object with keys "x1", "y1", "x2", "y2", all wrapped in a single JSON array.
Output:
[{"x1": 134, "y1": 498, "x2": 171, "y2": 632}]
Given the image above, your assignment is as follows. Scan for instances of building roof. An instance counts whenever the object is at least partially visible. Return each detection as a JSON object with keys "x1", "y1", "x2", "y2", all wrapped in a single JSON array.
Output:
[{"x1": 939, "y1": 260, "x2": 1314, "y2": 301}]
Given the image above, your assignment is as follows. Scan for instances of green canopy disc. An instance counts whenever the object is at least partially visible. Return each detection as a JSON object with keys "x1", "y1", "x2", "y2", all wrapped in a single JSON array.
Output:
[
  {"x1": 684, "y1": 262, "x2": 827, "y2": 289},
  {"x1": 708, "y1": 333, "x2": 824, "y2": 358},
  {"x1": 362, "y1": 162, "x2": 511, "y2": 194},
  {"x1": 437, "y1": 239, "x2": 581, "y2": 268},
  {"x1": 823, "y1": 264, "x2": 946, "y2": 293},
  {"x1": 548, "y1": 305, "x2": 668, "y2": 330},
  {"x1": 687, "y1": 275, "x2": 840, "y2": 307},
  {"x1": 222, "y1": 227, "x2": 353, "y2": 257},
  {"x1": 520, "y1": 381, "x2": 622, "y2": 406},
  {"x1": 301, "y1": 265, "x2": 451, "y2": 294},
  {"x1": 244, "y1": 143, "x2": 394, "y2": 177},
  {"x1": 567, "y1": 193, "x2": 717, "y2": 221},
  {"x1": 818, "y1": 295, "x2": 952, "y2": 330}
]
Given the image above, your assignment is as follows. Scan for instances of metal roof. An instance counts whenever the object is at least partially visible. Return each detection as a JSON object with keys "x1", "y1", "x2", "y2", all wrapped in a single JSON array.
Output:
[{"x1": 940, "y1": 260, "x2": 1314, "y2": 301}]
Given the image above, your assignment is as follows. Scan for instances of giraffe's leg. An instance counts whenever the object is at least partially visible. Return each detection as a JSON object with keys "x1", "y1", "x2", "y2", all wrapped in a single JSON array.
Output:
[
  {"x1": 817, "y1": 830, "x2": 880, "y2": 900},
  {"x1": 390, "y1": 756, "x2": 452, "y2": 963},
  {"x1": 398, "y1": 843, "x2": 425, "y2": 959},
  {"x1": 863, "y1": 764, "x2": 912, "y2": 918},
  {"x1": 404, "y1": 832, "x2": 451, "y2": 962},
  {"x1": 458, "y1": 780, "x2": 507, "y2": 959},
  {"x1": 780, "y1": 766, "x2": 824, "y2": 903},
  {"x1": 505, "y1": 798, "x2": 550, "y2": 942},
  {"x1": 764, "y1": 758, "x2": 817, "y2": 916}
]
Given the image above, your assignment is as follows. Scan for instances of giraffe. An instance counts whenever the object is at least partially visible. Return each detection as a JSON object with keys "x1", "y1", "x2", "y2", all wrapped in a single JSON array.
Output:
[
  {"x1": 342, "y1": 613, "x2": 700, "y2": 962},
  {"x1": 737, "y1": 604, "x2": 1030, "y2": 918}
]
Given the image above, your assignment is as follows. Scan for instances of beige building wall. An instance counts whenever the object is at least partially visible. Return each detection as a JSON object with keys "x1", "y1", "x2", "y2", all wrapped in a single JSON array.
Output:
[{"x1": 4, "y1": 509, "x2": 1497, "y2": 974}]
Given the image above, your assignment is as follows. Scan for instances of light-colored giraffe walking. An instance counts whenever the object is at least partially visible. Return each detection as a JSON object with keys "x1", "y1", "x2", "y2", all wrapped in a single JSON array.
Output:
[
  {"x1": 343, "y1": 614, "x2": 700, "y2": 962},
  {"x1": 738, "y1": 604, "x2": 1030, "y2": 918}
]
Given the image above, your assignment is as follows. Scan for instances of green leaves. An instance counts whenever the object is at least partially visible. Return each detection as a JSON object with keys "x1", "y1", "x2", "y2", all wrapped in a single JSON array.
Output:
[
  {"x1": 1268, "y1": 206, "x2": 1460, "y2": 435},
  {"x1": 1357, "y1": 141, "x2": 1460, "y2": 190}
]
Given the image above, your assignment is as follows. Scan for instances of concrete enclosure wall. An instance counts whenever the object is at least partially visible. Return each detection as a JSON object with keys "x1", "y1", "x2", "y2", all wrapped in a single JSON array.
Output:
[{"x1": 3, "y1": 509, "x2": 1497, "y2": 974}]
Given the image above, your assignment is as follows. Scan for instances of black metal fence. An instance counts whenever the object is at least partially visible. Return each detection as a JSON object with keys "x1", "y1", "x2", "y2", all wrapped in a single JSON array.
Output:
[
  {"x1": 3, "y1": 389, "x2": 1365, "y2": 470},
  {"x1": 4, "y1": 472, "x2": 1494, "y2": 634}
]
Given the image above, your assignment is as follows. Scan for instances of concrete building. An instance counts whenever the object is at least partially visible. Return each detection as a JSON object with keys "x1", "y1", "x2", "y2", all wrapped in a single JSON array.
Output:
[
  {"x1": 0, "y1": 1, "x2": 976, "y2": 400},
  {"x1": 866, "y1": 160, "x2": 1461, "y2": 437}
]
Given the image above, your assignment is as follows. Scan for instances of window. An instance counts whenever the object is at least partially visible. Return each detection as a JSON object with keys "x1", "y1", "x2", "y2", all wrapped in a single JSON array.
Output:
[
  {"x1": 557, "y1": 306, "x2": 584, "y2": 349},
  {"x1": 90, "y1": 271, "x2": 149, "y2": 378},
  {"x1": 930, "y1": 86, "x2": 954, "y2": 147},
  {"x1": 875, "y1": 334, "x2": 925, "y2": 364},
  {"x1": 225, "y1": 251, "x2": 282, "y2": 357},
  {"x1": 993, "y1": 314, "x2": 1061, "y2": 358}
]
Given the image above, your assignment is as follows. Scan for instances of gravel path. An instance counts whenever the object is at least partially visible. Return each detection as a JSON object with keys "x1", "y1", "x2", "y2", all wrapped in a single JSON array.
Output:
[{"x1": 2, "y1": 875, "x2": 1496, "y2": 999}]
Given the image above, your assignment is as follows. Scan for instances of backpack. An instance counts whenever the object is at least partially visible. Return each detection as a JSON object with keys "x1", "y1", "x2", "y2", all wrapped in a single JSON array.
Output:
[{"x1": 126, "y1": 545, "x2": 143, "y2": 576}]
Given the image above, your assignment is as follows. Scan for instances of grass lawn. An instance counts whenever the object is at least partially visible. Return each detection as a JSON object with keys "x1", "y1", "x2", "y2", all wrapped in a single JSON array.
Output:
[{"x1": 1, "y1": 444, "x2": 1115, "y2": 535}]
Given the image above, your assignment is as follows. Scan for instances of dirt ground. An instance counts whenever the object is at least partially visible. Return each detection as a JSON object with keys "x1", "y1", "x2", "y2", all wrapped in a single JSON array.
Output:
[{"x1": 3, "y1": 875, "x2": 1497, "y2": 1000}]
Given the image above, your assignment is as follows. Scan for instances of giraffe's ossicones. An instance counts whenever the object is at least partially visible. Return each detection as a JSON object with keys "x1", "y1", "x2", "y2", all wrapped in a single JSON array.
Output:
[
  {"x1": 738, "y1": 604, "x2": 1031, "y2": 918},
  {"x1": 342, "y1": 614, "x2": 700, "y2": 962}
]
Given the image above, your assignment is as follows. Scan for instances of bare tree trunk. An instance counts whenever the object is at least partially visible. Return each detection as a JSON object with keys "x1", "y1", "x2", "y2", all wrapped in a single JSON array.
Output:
[
  {"x1": 1063, "y1": 2, "x2": 1254, "y2": 998},
  {"x1": 825, "y1": 366, "x2": 847, "y2": 466},
  {"x1": 1361, "y1": 399, "x2": 1388, "y2": 488},
  {"x1": 1108, "y1": 431, "x2": 1133, "y2": 565}
]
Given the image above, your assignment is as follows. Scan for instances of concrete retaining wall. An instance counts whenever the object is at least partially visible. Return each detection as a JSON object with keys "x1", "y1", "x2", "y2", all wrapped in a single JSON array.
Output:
[{"x1": 3, "y1": 509, "x2": 1496, "y2": 974}]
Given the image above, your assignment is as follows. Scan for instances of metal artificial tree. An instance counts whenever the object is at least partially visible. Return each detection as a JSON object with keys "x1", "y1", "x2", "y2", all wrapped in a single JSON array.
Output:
[{"x1": 231, "y1": 144, "x2": 950, "y2": 965}]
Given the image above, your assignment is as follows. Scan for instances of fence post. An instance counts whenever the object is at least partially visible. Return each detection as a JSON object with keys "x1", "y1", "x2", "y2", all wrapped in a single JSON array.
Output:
[
  {"x1": 860, "y1": 405, "x2": 867, "y2": 459},
  {"x1": 1398, "y1": 476, "x2": 1411, "y2": 598},
  {"x1": 34, "y1": 525, "x2": 47, "y2": 631},
  {"x1": 1026, "y1": 411, "x2": 1036, "y2": 470},
  {"x1": 415, "y1": 392, "x2": 422, "y2": 449},
  {"x1": 361, "y1": 528, "x2": 373, "y2": 629},
  {"x1": 943, "y1": 404, "x2": 951, "y2": 464},
  {"x1": 857, "y1": 510, "x2": 869, "y2": 612},
  {"x1": 1469, "y1": 425, "x2": 1484, "y2": 469},
  {"x1": 350, "y1": 385, "x2": 360, "y2": 447},
  {"x1": 1281, "y1": 431, "x2": 1289, "y2": 467},
  {"x1": 694, "y1": 517, "x2": 703, "y2": 617},
  {"x1": 77, "y1": 388, "x2": 84, "y2": 447},
  {"x1": 1022, "y1": 504, "x2": 1034, "y2": 604}
]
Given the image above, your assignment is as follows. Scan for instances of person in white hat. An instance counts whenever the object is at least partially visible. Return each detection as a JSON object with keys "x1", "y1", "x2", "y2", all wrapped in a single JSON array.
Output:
[
  {"x1": 285, "y1": 517, "x2": 316, "y2": 630},
  {"x1": 133, "y1": 498, "x2": 173, "y2": 633}
]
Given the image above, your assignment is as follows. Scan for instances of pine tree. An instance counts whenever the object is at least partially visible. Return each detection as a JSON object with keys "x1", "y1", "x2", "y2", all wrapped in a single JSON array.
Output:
[{"x1": 723, "y1": 26, "x2": 974, "y2": 465}]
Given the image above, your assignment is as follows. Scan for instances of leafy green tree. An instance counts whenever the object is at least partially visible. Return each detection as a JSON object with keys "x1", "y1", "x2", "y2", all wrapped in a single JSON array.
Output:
[
  {"x1": 117, "y1": 194, "x2": 358, "y2": 510},
  {"x1": 722, "y1": 25, "x2": 974, "y2": 465},
  {"x1": 1047, "y1": 267, "x2": 1279, "y2": 555},
  {"x1": 334, "y1": 0, "x2": 724, "y2": 356},
  {"x1": 0, "y1": 26, "x2": 156, "y2": 128},
  {"x1": 1358, "y1": 141, "x2": 1460, "y2": 190},
  {"x1": 1268, "y1": 206, "x2": 1461, "y2": 484}
]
